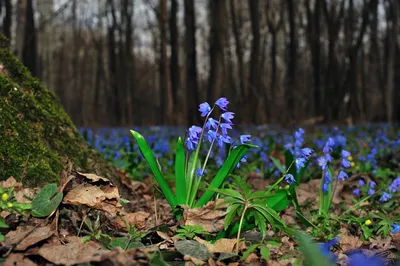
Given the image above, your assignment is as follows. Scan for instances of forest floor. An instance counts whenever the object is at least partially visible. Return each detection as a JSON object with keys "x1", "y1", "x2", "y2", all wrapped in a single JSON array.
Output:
[{"x1": 0, "y1": 124, "x2": 399, "y2": 266}]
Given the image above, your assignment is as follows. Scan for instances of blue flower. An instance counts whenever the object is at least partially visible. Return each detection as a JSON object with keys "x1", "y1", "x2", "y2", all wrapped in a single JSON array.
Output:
[
  {"x1": 221, "y1": 112, "x2": 235, "y2": 124},
  {"x1": 240, "y1": 134, "x2": 251, "y2": 144},
  {"x1": 388, "y1": 177, "x2": 400, "y2": 193},
  {"x1": 198, "y1": 102, "x2": 211, "y2": 117},
  {"x1": 369, "y1": 181, "x2": 376, "y2": 188},
  {"x1": 358, "y1": 180, "x2": 365, "y2": 186},
  {"x1": 379, "y1": 192, "x2": 392, "y2": 202},
  {"x1": 368, "y1": 188, "x2": 375, "y2": 196},
  {"x1": 337, "y1": 170, "x2": 348, "y2": 181},
  {"x1": 347, "y1": 250, "x2": 386, "y2": 266},
  {"x1": 285, "y1": 174, "x2": 296, "y2": 185},
  {"x1": 300, "y1": 147, "x2": 313, "y2": 158},
  {"x1": 318, "y1": 156, "x2": 327, "y2": 171},
  {"x1": 392, "y1": 223, "x2": 400, "y2": 234},
  {"x1": 220, "y1": 123, "x2": 232, "y2": 136},
  {"x1": 207, "y1": 130, "x2": 217, "y2": 143},
  {"x1": 353, "y1": 188, "x2": 360, "y2": 196},
  {"x1": 215, "y1": 97, "x2": 229, "y2": 111},
  {"x1": 196, "y1": 168, "x2": 207, "y2": 178},
  {"x1": 319, "y1": 237, "x2": 338, "y2": 263},
  {"x1": 205, "y1": 118, "x2": 219, "y2": 130}
]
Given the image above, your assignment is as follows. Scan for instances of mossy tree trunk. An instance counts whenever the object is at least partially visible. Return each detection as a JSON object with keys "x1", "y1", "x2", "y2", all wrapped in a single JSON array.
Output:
[{"x1": 0, "y1": 35, "x2": 128, "y2": 195}]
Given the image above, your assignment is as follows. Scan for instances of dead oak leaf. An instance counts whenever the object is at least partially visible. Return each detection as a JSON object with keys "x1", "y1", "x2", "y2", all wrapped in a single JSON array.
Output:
[
  {"x1": 339, "y1": 230, "x2": 363, "y2": 253},
  {"x1": 194, "y1": 236, "x2": 237, "y2": 253},
  {"x1": 182, "y1": 200, "x2": 227, "y2": 233},
  {"x1": 36, "y1": 239, "x2": 110, "y2": 266},
  {"x1": 3, "y1": 253, "x2": 37, "y2": 266},
  {"x1": 63, "y1": 184, "x2": 121, "y2": 214},
  {"x1": 0, "y1": 176, "x2": 22, "y2": 189},
  {"x1": 76, "y1": 172, "x2": 111, "y2": 183},
  {"x1": 111, "y1": 212, "x2": 150, "y2": 230},
  {"x1": 5, "y1": 224, "x2": 54, "y2": 251}
]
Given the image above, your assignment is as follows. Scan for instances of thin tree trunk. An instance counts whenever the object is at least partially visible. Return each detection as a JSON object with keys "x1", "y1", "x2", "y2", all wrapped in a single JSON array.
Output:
[
  {"x1": 184, "y1": 0, "x2": 199, "y2": 124},
  {"x1": 286, "y1": 0, "x2": 297, "y2": 122},
  {"x1": 169, "y1": 0, "x2": 180, "y2": 109}
]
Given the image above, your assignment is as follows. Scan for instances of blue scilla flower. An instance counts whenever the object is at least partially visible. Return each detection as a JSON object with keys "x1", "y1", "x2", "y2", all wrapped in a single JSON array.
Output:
[
  {"x1": 205, "y1": 117, "x2": 219, "y2": 130},
  {"x1": 220, "y1": 123, "x2": 232, "y2": 136},
  {"x1": 341, "y1": 150, "x2": 351, "y2": 168},
  {"x1": 196, "y1": 168, "x2": 207, "y2": 178},
  {"x1": 392, "y1": 223, "x2": 400, "y2": 234},
  {"x1": 347, "y1": 250, "x2": 386, "y2": 266},
  {"x1": 318, "y1": 237, "x2": 338, "y2": 263},
  {"x1": 198, "y1": 102, "x2": 211, "y2": 117},
  {"x1": 379, "y1": 192, "x2": 392, "y2": 202},
  {"x1": 322, "y1": 171, "x2": 331, "y2": 192},
  {"x1": 359, "y1": 180, "x2": 365, "y2": 186},
  {"x1": 353, "y1": 188, "x2": 360, "y2": 196},
  {"x1": 240, "y1": 134, "x2": 251, "y2": 144},
  {"x1": 388, "y1": 177, "x2": 400, "y2": 193},
  {"x1": 215, "y1": 97, "x2": 229, "y2": 111},
  {"x1": 285, "y1": 174, "x2": 296, "y2": 185},
  {"x1": 221, "y1": 112, "x2": 234, "y2": 124},
  {"x1": 337, "y1": 170, "x2": 348, "y2": 181}
]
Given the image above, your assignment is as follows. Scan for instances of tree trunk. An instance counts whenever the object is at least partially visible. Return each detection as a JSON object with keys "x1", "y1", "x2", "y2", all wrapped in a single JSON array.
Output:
[
  {"x1": 169, "y1": 0, "x2": 180, "y2": 109},
  {"x1": 286, "y1": 0, "x2": 297, "y2": 122},
  {"x1": 184, "y1": 0, "x2": 199, "y2": 124},
  {"x1": 159, "y1": 0, "x2": 172, "y2": 124},
  {"x1": 1, "y1": 0, "x2": 12, "y2": 39},
  {"x1": 0, "y1": 35, "x2": 130, "y2": 197},
  {"x1": 207, "y1": 0, "x2": 225, "y2": 102}
]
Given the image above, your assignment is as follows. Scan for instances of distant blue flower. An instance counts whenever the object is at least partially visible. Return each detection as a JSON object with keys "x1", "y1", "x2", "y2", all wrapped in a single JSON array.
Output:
[
  {"x1": 196, "y1": 168, "x2": 207, "y2": 178},
  {"x1": 379, "y1": 192, "x2": 392, "y2": 202},
  {"x1": 285, "y1": 174, "x2": 296, "y2": 185},
  {"x1": 215, "y1": 97, "x2": 229, "y2": 111},
  {"x1": 388, "y1": 177, "x2": 400, "y2": 193},
  {"x1": 323, "y1": 138, "x2": 335, "y2": 154},
  {"x1": 369, "y1": 181, "x2": 376, "y2": 188},
  {"x1": 295, "y1": 157, "x2": 306, "y2": 169},
  {"x1": 198, "y1": 102, "x2": 211, "y2": 117},
  {"x1": 368, "y1": 188, "x2": 375, "y2": 196},
  {"x1": 353, "y1": 188, "x2": 360, "y2": 196},
  {"x1": 337, "y1": 170, "x2": 348, "y2": 181},
  {"x1": 347, "y1": 250, "x2": 386, "y2": 266},
  {"x1": 318, "y1": 156, "x2": 328, "y2": 171},
  {"x1": 221, "y1": 112, "x2": 235, "y2": 124},
  {"x1": 392, "y1": 223, "x2": 400, "y2": 234},
  {"x1": 240, "y1": 134, "x2": 251, "y2": 144},
  {"x1": 300, "y1": 147, "x2": 313, "y2": 158},
  {"x1": 358, "y1": 180, "x2": 365, "y2": 186}
]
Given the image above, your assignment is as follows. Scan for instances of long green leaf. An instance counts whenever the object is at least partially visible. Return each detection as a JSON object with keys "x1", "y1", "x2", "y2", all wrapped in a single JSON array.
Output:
[
  {"x1": 130, "y1": 130, "x2": 177, "y2": 209},
  {"x1": 264, "y1": 190, "x2": 290, "y2": 212},
  {"x1": 270, "y1": 156, "x2": 286, "y2": 174},
  {"x1": 195, "y1": 143, "x2": 257, "y2": 207},
  {"x1": 175, "y1": 137, "x2": 186, "y2": 205}
]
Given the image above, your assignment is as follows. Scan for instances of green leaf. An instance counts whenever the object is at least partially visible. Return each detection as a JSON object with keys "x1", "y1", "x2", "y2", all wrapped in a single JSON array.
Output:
[
  {"x1": 260, "y1": 246, "x2": 270, "y2": 261},
  {"x1": 108, "y1": 237, "x2": 145, "y2": 250},
  {"x1": 248, "y1": 190, "x2": 270, "y2": 200},
  {"x1": 264, "y1": 190, "x2": 290, "y2": 212},
  {"x1": 0, "y1": 218, "x2": 9, "y2": 228},
  {"x1": 253, "y1": 204, "x2": 286, "y2": 229},
  {"x1": 130, "y1": 130, "x2": 177, "y2": 209},
  {"x1": 210, "y1": 188, "x2": 244, "y2": 201},
  {"x1": 270, "y1": 156, "x2": 286, "y2": 174},
  {"x1": 253, "y1": 211, "x2": 267, "y2": 237},
  {"x1": 195, "y1": 144, "x2": 257, "y2": 207},
  {"x1": 31, "y1": 184, "x2": 63, "y2": 217},
  {"x1": 81, "y1": 235, "x2": 92, "y2": 243},
  {"x1": 225, "y1": 203, "x2": 241, "y2": 230},
  {"x1": 0, "y1": 233, "x2": 4, "y2": 241},
  {"x1": 241, "y1": 244, "x2": 259, "y2": 260},
  {"x1": 295, "y1": 232, "x2": 334, "y2": 266},
  {"x1": 175, "y1": 137, "x2": 186, "y2": 205}
]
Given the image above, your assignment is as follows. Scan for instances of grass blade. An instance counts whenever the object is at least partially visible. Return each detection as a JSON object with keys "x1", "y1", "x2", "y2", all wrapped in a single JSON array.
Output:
[
  {"x1": 130, "y1": 130, "x2": 177, "y2": 209},
  {"x1": 175, "y1": 137, "x2": 186, "y2": 205}
]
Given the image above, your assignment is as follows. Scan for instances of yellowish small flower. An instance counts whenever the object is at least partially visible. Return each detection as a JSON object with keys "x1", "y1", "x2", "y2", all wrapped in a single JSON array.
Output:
[
  {"x1": 7, "y1": 203, "x2": 13, "y2": 208},
  {"x1": 365, "y1": 219, "x2": 372, "y2": 226},
  {"x1": 284, "y1": 185, "x2": 289, "y2": 189},
  {"x1": 1, "y1": 193, "x2": 8, "y2": 201},
  {"x1": 351, "y1": 162, "x2": 355, "y2": 167},
  {"x1": 347, "y1": 156, "x2": 353, "y2": 161}
]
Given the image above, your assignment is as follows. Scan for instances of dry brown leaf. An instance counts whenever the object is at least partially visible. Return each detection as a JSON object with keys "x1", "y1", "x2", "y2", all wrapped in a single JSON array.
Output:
[
  {"x1": 183, "y1": 255, "x2": 207, "y2": 265},
  {"x1": 100, "y1": 248, "x2": 146, "y2": 266},
  {"x1": 369, "y1": 236, "x2": 395, "y2": 250},
  {"x1": 3, "y1": 253, "x2": 37, "y2": 266},
  {"x1": 339, "y1": 229, "x2": 363, "y2": 253},
  {"x1": 244, "y1": 252, "x2": 259, "y2": 264},
  {"x1": 182, "y1": 200, "x2": 227, "y2": 233},
  {"x1": 0, "y1": 176, "x2": 22, "y2": 189},
  {"x1": 297, "y1": 179, "x2": 320, "y2": 205},
  {"x1": 194, "y1": 236, "x2": 237, "y2": 253},
  {"x1": 76, "y1": 172, "x2": 111, "y2": 183},
  {"x1": 63, "y1": 183, "x2": 121, "y2": 214},
  {"x1": 36, "y1": 239, "x2": 110, "y2": 266},
  {"x1": 111, "y1": 212, "x2": 150, "y2": 230},
  {"x1": 5, "y1": 224, "x2": 54, "y2": 251}
]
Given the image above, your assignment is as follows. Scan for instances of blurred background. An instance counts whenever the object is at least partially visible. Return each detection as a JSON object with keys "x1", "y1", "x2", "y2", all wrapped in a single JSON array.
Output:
[{"x1": 0, "y1": 0, "x2": 399, "y2": 127}]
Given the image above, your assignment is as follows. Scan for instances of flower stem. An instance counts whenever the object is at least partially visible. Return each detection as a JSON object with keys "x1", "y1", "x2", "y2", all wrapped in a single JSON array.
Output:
[{"x1": 236, "y1": 204, "x2": 249, "y2": 254}]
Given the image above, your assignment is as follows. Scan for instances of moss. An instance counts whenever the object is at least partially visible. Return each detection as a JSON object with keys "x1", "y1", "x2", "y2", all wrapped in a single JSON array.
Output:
[{"x1": 0, "y1": 35, "x2": 122, "y2": 191}]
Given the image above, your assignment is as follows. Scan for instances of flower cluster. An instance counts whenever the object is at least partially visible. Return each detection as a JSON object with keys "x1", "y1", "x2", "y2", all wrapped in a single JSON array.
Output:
[
  {"x1": 285, "y1": 128, "x2": 313, "y2": 172},
  {"x1": 378, "y1": 177, "x2": 400, "y2": 202},
  {"x1": 185, "y1": 97, "x2": 252, "y2": 170}
]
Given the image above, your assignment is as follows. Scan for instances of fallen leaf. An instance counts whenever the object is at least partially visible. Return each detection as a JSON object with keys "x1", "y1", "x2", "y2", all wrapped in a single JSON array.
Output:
[
  {"x1": 183, "y1": 255, "x2": 207, "y2": 265},
  {"x1": 0, "y1": 176, "x2": 22, "y2": 189},
  {"x1": 339, "y1": 228, "x2": 363, "y2": 253},
  {"x1": 76, "y1": 172, "x2": 111, "y2": 183},
  {"x1": 63, "y1": 183, "x2": 121, "y2": 214},
  {"x1": 111, "y1": 212, "x2": 150, "y2": 230},
  {"x1": 5, "y1": 224, "x2": 54, "y2": 251},
  {"x1": 194, "y1": 236, "x2": 237, "y2": 253},
  {"x1": 36, "y1": 239, "x2": 110, "y2": 266},
  {"x1": 3, "y1": 253, "x2": 37, "y2": 266},
  {"x1": 182, "y1": 200, "x2": 227, "y2": 233}
]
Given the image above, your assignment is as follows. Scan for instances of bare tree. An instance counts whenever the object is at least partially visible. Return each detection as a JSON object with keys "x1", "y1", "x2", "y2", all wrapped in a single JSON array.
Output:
[{"x1": 0, "y1": 0, "x2": 12, "y2": 39}]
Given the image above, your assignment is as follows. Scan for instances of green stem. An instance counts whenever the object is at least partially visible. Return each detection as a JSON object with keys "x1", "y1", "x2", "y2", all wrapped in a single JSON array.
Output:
[
  {"x1": 266, "y1": 160, "x2": 295, "y2": 195},
  {"x1": 236, "y1": 204, "x2": 249, "y2": 254}
]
